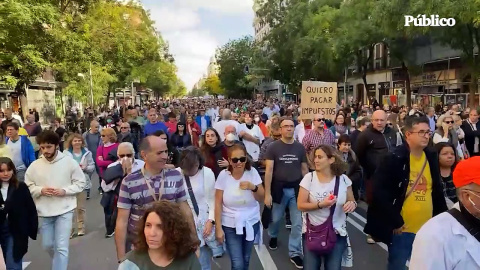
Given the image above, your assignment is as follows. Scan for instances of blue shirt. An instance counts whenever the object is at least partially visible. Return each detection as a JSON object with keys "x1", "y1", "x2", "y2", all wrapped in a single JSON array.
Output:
[{"x1": 143, "y1": 121, "x2": 168, "y2": 136}]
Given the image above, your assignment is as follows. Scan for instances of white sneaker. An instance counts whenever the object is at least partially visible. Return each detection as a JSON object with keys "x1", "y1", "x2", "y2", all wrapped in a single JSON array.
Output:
[{"x1": 366, "y1": 234, "x2": 376, "y2": 244}]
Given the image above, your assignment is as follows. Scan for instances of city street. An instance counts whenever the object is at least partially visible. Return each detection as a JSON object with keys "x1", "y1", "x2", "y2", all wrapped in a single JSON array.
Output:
[{"x1": 23, "y1": 174, "x2": 388, "y2": 270}]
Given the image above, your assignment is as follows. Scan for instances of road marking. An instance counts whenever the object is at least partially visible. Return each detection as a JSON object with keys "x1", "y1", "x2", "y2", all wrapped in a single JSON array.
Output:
[
  {"x1": 254, "y1": 244, "x2": 277, "y2": 270},
  {"x1": 347, "y1": 217, "x2": 410, "y2": 267},
  {"x1": 351, "y1": 211, "x2": 367, "y2": 224},
  {"x1": 23, "y1": 262, "x2": 31, "y2": 269}
]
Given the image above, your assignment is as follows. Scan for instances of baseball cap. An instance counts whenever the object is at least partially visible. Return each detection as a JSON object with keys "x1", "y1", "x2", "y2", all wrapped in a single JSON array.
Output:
[{"x1": 453, "y1": 156, "x2": 480, "y2": 188}]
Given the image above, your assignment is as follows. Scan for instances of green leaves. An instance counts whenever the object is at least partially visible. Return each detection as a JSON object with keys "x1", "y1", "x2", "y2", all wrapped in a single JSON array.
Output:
[{"x1": 1, "y1": 0, "x2": 184, "y2": 101}]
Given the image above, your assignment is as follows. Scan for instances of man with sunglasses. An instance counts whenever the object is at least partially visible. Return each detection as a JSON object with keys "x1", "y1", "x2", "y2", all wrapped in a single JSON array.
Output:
[
  {"x1": 410, "y1": 156, "x2": 480, "y2": 269},
  {"x1": 364, "y1": 116, "x2": 447, "y2": 270},
  {"x1": 302, "y1": 113, "x2": 335, "y2": 171}
]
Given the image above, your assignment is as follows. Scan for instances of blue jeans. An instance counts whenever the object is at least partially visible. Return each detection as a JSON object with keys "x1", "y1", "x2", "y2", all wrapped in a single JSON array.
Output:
[
  {"x1": 199, "y1": 245, "x2": 212, "y2": 270},
  {"x1": 303, "y1": 234, "x2": 346, "y2": 270},
  {"x1": 223, "y1": 222, "x2": 260, "y2": 270},
  {"x1": 41, "y1": 211, "x2": 74, "y2": 270},
  {"x1": 387, "y1": 232, "x2": 416, "y2": 270},
  {"x1": 0, "y1": 223, "x2": 22, "y2": 270},
  {"x1": 268, "y1": 188, "x2": 303, "y2": 257}
]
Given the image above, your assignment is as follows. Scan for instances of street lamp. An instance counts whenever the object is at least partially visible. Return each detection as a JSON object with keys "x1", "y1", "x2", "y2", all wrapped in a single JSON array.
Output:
[{"x1": 77, "y1": 62, "x2": 94, "y2": 107}]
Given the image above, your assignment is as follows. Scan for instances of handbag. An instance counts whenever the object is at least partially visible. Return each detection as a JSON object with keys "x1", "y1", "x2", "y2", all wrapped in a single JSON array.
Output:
[
  {"x1": 184, "y1": 171, "x2": 224, "y2": 257},
  {"x1": 305, "y1": 174, "x2": 340, "y2": 255}
]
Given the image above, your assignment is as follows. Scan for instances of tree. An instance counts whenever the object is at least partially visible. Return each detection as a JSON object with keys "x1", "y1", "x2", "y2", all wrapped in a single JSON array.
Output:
[
  {"x1": 409, "y1": 0, "x2": 480, "y2": 107},
  {"x1": 258, "y1": 0, "x2": 343, "y2": 93},
  {"x1": 370, "y1": 0, "x2": 422, "y2": 106},
  {"x1": 332, "y1": 0, "x2": 385, "y2": 99},
  {"x1": 203, "y1": 75, "x2": 224, "y2": 95},
  {"x1": 216, "y1": 36, "x2": 256, "y2": 98},
  {"x1": 0, "y1": 0, "x2": 59, "y2": 89}
]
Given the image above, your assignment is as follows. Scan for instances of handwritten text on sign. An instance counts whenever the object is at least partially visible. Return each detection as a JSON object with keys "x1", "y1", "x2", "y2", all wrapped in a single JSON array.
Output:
[{"x1": 300, "y1": 81, "x2": 337, "y2": 120}]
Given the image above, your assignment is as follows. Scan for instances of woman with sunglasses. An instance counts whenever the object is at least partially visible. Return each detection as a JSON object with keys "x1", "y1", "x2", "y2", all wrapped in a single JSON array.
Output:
[
  {"x1": 433, "y1": 114, "x2": 465, "y2": 159},
  {"x1": 214, "y1": 144, "x2": 264, "y2": 270}
]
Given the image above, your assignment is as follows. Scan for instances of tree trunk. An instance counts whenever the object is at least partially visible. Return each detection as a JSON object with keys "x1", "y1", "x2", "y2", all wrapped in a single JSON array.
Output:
[
  {"x1": 402, "y1": 61, "x2": 412, "y2": 106},
  {"x1": 105, "y1": 89, "x2": 110, "y2": 106}
]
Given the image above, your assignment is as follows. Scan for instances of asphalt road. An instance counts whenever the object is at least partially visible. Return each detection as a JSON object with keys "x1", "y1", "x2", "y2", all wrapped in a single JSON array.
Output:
[{"x1": 23, "y1": 175, "x2": 389, "y2": 270}]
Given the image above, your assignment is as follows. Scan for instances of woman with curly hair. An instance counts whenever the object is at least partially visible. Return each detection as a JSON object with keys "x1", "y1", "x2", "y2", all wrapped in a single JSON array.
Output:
[{"x1": 118, "y1": 201, "x2": 201, "y2": 270}]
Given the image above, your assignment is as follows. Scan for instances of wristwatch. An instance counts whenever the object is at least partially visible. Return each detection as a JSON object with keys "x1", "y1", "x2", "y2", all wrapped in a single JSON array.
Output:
[
  {"x1": 210, "y1": 220, "x2": 216, "y2": 225},
  {"x1": 252, "y1": 185, "x2": 259, "y2": 193}
]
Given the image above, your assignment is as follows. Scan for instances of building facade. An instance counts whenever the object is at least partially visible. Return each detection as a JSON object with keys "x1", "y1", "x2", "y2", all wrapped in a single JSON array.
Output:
[{"x1": 341, "y1": 38, "x2": 479, "y2": 108}]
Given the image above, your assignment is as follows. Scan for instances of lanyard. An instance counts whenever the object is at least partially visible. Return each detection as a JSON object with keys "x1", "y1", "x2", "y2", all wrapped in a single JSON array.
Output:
[{"x1": 142, "y1": 168, "x2": 165, "y2": 202}]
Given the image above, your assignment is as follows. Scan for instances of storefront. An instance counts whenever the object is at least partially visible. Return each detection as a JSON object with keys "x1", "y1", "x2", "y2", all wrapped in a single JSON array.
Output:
[
  {"x1": 337, "y1": 85, "x2": 353, "y2": 104},
  {"x1": 366, "y1": 84, "x2": 376, "y2": 103},
  {"x1": 410, "y1": 69, "x2": 457, "y2": 107}
]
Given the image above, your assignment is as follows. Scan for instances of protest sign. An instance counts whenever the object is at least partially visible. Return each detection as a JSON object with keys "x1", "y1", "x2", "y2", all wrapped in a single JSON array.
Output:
[{"x1": 300, "y1": 81, "x2": 337, "y2": 120}]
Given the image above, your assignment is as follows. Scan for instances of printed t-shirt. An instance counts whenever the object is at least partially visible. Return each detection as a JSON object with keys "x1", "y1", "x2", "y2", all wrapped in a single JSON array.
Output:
[
  {"x1": 401, "y1": 152, "x2": 433, "y2": 234},
  {"x1": 265, "y1": 140, "x2": 307, "y2": 183}
]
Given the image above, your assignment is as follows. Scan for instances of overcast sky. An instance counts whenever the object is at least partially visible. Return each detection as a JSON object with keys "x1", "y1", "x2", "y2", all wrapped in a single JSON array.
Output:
[{"x1": 141, "y1": 0, "x2": 255, "y2": 90}]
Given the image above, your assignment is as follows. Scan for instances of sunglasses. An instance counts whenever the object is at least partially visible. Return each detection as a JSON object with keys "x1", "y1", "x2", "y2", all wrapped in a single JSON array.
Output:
[
  {"x1": 315, "y1": 118, "x2": 326, "y2": 122},
  {"x1": 387, "y1": 123, "x2": 393, "y2": 126},
  {"x1": 101, "y1": 135, "x2": 106, "y2": 137},
  {"x1": 231, "y1": 157, "x2": 247, "y2": 163},
  {"x1": 445, "y1": 121, "x2": 454, "y2": 124},
  {"x1": 119, "y1": 154, "x2": 133, "y2": 158}
]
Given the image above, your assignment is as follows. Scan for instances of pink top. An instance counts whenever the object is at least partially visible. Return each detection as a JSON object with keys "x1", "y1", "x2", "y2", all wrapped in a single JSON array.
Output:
[
  {"x1": 165, "y1": 120, "x2": 177, "y2": 134},
  {"x1": 96, "y1": 143, "x2": 119, "y2": 177}
]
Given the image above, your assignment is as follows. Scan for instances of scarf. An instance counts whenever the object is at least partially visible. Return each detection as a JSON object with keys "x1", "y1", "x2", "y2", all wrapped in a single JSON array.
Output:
[{"x1": 335, "y1": 124, "x2": 347, "y2": 135}]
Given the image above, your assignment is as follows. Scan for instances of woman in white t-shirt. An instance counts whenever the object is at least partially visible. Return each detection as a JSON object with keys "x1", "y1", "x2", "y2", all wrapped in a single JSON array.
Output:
[
  {"x1": 297, "y1": 145, "x2": 357, "y2": 270},
  {"x1": 214, "y1": 143, "x2": 265, "y2": 270}
]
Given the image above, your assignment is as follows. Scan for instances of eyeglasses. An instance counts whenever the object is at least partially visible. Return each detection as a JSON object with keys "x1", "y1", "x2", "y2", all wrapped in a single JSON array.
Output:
[
  {"x1": 231, "y1": 157, "x2": 247, "y2": 163},
  {"x1": 444, "y1": 121, "x2": 454, "y2": 124},
  {"x1": 119, "y1": 154, "x2": 133, "y2": 158},
  {"x1": 409, "y1": 130, "x2": 432, "y2": 137}
]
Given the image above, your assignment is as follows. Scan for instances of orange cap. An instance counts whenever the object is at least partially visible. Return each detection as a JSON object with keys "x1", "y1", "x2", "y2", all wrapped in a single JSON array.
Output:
[{"x1": 453, "y1": 156, "x2": 480, "y2": 188}]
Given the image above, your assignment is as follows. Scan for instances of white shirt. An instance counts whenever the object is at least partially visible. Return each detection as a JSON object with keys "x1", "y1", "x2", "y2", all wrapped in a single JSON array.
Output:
[
  {"x1": 7, "y1": 138, "x2": 25, "y2": 170},
  {"x1": 1, "y1": 183, "x2": 8, "y2": 200},
  {"x1": 410, "y1": 203, "x2": 480, "y2": 270},
  {"x1": 299, "y1": 173, "x2": 352, "y2": 236},
  {"x1": 213, "y1": 120, "x2": 240, "y2": 141},
  {"x1": 240, "y1": 124, "x2": 264, "y2": 162},
  {"x1": 214, "y1": 168, "x2": 262, "y2": 229},
  {"x1": 294, "y1": 122, "x2": 306, "y2": 143}
]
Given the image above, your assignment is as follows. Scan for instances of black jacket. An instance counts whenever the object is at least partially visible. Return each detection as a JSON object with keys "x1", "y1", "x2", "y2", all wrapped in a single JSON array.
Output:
[
  {"x1": 363, "y1": 144, "x2": 447, "y2": 244},
  {"x1": 354, "y1": 125, "x2": 401, "y2": 179},
  {"x1": 0, "y1": 182, "x2": 38, "y2": 261},
  {"x1": 461, "y1": 120, "x2": 480, "y2": 156},
  {"x1": 344, "y1": 150, "x2": 362, "y2": 184}
]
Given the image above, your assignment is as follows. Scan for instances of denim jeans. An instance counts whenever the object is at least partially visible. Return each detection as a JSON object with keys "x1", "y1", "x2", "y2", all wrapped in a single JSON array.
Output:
[
  {"x1": 0, "y1": 223, "x2": 22, "y2": 270},
  {"x1": 199, "y1": 245, "x2": 213, "y2": 270},
  {"x1": 223, "y1": 222, "x2": 260, "y2": 270},
  {"x1": 268, "y1": 188, "x2": 303, "y2": 257},
  {"x1": 303, "y1": 234, "x2": 346, "y2": 270},
  {"x1": 387, "y1": 232, "x2": 416, "y2": 270},
  {"x1": 41, "y1": 211, "x2": 74, "y2": 270}
]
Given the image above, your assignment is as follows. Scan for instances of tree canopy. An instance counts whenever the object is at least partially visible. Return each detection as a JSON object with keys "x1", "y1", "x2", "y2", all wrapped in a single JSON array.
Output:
[{"x1": 0, "y1": 0, "x2": 184, "y2": 104}]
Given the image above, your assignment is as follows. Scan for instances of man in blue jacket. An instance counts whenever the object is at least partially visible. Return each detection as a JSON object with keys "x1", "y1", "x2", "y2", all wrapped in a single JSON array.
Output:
[
  {"x1": 195, "y1": 108, "x2": 211, "y2": 136},
  {"x1": 5, "y1": 122, "x2": 36, "y2": 182}
]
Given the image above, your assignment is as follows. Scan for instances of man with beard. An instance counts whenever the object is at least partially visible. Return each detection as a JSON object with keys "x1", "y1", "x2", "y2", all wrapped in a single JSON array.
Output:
[
  {"x1": 114, "y1": 136, "x2": 195, "y2": 262},
  {"x1": 25, "y1": 130, "x2": 86, "y2": 270}
]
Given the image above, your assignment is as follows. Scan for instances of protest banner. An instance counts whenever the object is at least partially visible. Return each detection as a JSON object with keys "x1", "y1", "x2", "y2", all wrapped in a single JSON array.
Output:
[{"x1": 300, "y1": 81, "x2": 337, "y2": 120}]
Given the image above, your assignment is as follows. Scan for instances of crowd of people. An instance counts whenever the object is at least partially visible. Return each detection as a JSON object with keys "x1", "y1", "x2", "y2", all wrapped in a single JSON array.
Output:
[{"x1": 0, "y1": 96, "x2": 478, "y2": 270}]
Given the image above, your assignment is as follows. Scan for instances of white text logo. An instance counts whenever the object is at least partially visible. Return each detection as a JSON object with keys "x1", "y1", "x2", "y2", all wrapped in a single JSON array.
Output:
[{"x1": 404, "y1": 15, "x2": 455, "y2": 27}]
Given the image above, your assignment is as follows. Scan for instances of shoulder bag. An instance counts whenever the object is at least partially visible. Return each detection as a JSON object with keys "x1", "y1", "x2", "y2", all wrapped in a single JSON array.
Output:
[
  {"x1": 448, "y1": 208, "x2": 480, "y2": 242},
  {"x1": 405, "y1": 157, "x2": 428, "y2": 199},
  {"x1": 305, "y1": 173, "x2": 340, "y2": 255}
]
